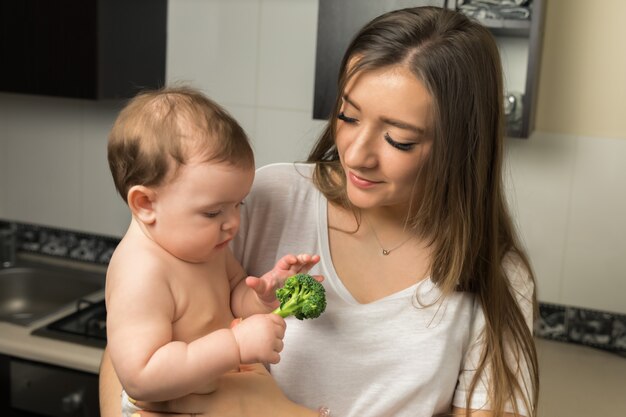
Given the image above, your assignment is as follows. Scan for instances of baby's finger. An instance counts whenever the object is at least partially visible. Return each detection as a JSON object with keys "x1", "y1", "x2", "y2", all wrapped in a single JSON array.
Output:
[
  {"x1": 275, "y1": 322, "x2": 286, "y2": 339},
  {"x1": 268, "y1": 351, "x2": 281, "y2": 364},
  {"x1": 275, "y1": 339, "x2": 284, "y2": 353},
  {"x1": 296, "y1": 254, "x2": 320, "y2": 271},
  {"x1": 269, "y1": 313, "x2": 286, "y2": 327},
  {"x1": 276, "y1": 254, "x2": 298, "y2": 270},
  {"x1": 296, "y1": 253, "x2": 312, "y2": 264},
  {"x1": 246, "y1": 276, "x2": 272, "y2": 295},
  {"x1": 311, "y1": 274, "x2": 324, "y2": 283},
  {"x1": 245, "y1": 276, "x2": 261, "y2": 289}
]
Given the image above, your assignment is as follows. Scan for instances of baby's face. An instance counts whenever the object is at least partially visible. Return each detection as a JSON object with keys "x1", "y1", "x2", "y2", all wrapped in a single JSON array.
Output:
[{"x1": 149, "y1": 160, "x2": 254, "y2": 263}]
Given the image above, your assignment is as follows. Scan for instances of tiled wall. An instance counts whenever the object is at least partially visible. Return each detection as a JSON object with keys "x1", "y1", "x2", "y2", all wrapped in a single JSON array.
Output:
[
  {"x1": 166, "y1": 0, "x2": 327, "y2": 168},
  {"x1": 505, "y1": 133, "x2": 626, "y2": 315},
  {"x1": 0, "y1": 94, "x2": 130, "y2": 236},
  {"x1": 0, "y1": 0, "x2": 624, "y2": 316}
]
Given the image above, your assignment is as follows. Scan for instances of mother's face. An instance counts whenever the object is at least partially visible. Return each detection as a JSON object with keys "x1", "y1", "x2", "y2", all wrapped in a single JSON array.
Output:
[{"x1": 335, "y1": 65, "x2": 434, "y2": 214}]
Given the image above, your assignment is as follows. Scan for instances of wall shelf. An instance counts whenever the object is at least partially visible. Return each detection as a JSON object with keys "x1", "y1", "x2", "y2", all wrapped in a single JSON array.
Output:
[
  {"x1": 313, "y1": 0, "x2": 546, "y2": 138},
  {"x1": 455, "y1": 0, "x2": 546, "y2": 138}
]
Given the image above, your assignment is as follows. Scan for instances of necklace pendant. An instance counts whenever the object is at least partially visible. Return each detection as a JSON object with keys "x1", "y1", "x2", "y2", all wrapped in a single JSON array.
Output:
[{"x1": 382, "y1": 249, "x2": 390, "y2": 256}]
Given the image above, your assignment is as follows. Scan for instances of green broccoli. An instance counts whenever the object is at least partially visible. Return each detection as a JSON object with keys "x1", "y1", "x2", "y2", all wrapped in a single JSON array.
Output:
[{"x1": 272, "y1": 273, "x2": 327, "y2": 320}]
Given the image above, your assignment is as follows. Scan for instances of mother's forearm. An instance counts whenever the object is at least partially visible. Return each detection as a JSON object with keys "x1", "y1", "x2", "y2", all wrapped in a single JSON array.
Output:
[
  {"x1": 99, "y1": 349, "x2": 123, "y2": 417},
  {"x1": 452, "y1": 407, "x2": 521, "y2": 416}
]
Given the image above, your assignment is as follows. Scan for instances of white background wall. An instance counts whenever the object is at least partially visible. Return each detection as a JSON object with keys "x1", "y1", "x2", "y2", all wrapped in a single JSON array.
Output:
[{"x1": 0, "y1": 0, "x2": 624, "y2": 315}]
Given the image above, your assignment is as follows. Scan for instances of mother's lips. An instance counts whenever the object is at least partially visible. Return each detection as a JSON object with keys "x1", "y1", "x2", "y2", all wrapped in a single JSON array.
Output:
[{"x1": 349, "y1": 171, "x2": 381, "y2": 187}]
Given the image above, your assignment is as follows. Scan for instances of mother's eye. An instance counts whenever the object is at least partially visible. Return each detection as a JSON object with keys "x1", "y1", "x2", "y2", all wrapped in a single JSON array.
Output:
[
  {"x1": 337, "y1": 112, "x2": 358, "y2": 124},
  {"x1": 384, "y1": 133, "x2": 415, "y2": 151}
]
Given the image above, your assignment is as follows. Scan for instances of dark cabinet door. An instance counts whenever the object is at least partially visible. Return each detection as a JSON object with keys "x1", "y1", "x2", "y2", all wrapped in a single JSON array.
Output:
[
  {"x1": 0, "y1": 1, "x2": 98, "y2": 98},
  {"x1": 0, "y1": 0, "x2": 166, "y2": 100},
  {"x1": 0, "y1": 354, "x2": 100, "y2": 417}
]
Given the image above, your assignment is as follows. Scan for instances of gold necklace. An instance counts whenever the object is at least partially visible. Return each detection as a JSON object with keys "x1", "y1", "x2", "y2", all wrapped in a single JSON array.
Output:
[{"x1": 364, "y1": 215, "x2": 414, "y2": 256}]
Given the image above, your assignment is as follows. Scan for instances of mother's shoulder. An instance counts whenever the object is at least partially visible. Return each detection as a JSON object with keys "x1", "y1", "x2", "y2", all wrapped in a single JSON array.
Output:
[
  {"x1": 254, "y1": 162, "x2": 315, "y2": 189},
  {"x1": 246, "y1": 162, "x2": 317, "y2": 211},
  {"x1": 256, "y1": 162, "x2": 315, "y2": 176}
]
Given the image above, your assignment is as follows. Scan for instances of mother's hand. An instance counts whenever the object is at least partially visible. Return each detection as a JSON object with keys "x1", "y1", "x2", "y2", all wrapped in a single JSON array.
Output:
[{"x1": 134, "y1": 364, "x2": 315, "y2": 417}]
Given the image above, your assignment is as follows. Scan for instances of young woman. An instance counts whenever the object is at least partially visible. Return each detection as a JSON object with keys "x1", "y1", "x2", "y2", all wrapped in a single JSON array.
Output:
[{"x1": 99, "y1": 6, "x2": 538, "y2": 417}]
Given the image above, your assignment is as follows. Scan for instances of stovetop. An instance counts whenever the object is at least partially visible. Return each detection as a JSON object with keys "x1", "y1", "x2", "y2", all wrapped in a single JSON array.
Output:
[{"x1": 32, "y1": 298, "x2": 107, "y2": 348}]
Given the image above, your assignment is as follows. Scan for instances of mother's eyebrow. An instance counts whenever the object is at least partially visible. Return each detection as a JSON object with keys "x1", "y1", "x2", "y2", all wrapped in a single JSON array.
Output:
[
  {"x1": 381, "y1": 117, "x2": 425, "y2": 135},
  {"x1": 342, "y1": 94, "x2": 361, "y2": 110},
  {"x1": 344, "y1": 94, "x2": 426, "y2": 135}
]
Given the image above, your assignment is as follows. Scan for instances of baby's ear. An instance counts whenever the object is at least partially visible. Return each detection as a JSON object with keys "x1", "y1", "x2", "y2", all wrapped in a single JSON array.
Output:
[{"x1": 127, "y1": 185, "x2": 157, "y2": 225}]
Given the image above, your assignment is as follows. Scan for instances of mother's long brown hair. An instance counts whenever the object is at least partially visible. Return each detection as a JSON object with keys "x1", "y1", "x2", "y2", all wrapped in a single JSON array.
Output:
[{"x1": 308, "y1": 7, "x2": 539, "y2": 416}]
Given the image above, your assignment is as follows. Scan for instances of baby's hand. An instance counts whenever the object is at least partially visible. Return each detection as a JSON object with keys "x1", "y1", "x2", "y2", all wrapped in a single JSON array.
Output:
[
  {"x1": 277, "y1": 253, "x2": 321, "y2": 277},
  {"x1": 231, "y1": 313, "x2": 286, "y2": 364},
  {"x1": 246, "y1": 254, "x2": 321, "y2": 307}
]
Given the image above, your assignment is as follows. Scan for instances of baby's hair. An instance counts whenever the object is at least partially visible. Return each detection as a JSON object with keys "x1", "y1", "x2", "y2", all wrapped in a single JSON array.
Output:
[{"x1": 108, "y1": 86, "x2": 254, "y2": 203}]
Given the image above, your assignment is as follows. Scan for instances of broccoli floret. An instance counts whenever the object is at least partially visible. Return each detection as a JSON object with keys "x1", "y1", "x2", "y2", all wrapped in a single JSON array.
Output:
[{"x1": 272, "y1": 273, "x2": 327, "y2": 320}]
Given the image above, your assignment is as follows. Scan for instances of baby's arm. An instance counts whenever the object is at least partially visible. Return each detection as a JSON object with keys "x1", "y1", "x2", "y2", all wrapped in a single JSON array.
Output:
[
  {"x1": 106, "y1": 260, "x2": 238, "y2": 401},
  {"x1": 229, "y1": 251, "x2": 320, "y2": 318},
  {"x1": 106, "y1": 259, "x2": 283, "y2": 403}
]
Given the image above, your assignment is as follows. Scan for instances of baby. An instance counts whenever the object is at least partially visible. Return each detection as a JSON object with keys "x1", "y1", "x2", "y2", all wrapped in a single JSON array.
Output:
[{"x1": 105, "y1": 86, "x2": 319, "y2": 415}]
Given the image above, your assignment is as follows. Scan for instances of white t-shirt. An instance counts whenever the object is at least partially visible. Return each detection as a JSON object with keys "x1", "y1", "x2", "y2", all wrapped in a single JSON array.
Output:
[{"x1": 232, "y1": 163, "x2": 534, "y2": 417}]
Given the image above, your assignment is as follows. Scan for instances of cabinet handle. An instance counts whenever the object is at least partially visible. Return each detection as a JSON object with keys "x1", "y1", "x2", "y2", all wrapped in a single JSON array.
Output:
[{"x1": 61, "y1": 390, "x2": 84, "y2": 413}]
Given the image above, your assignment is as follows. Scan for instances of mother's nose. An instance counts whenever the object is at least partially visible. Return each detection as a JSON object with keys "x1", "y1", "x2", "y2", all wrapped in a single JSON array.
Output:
[{"x1": 342, "y1": 127, "x2": 378, "y2": 168}]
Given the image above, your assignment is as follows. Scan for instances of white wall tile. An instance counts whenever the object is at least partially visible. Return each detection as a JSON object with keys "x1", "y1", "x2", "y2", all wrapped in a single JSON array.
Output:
[
  {"x1": 167, "y1": 0, "x2": 261, "y2": 106},
  {"x1": 80, "y1": 102, "x2": 130, "y2": 237},
  {"x1": 257, "y1": 0, "x2": 319, "y2": 111},
  {"x1": 1, "y1": 95, "x2": 83, "y2": 229},
  {"x1": 254, "y1": 108, "x2": 326, "y2": 167},
  {"x1": 504, "y1": 131, "x2": 578, "y2": 304},
  {"x1": 561, "y1": 135, "x2": 626, "y2": 314},
  {"x1": 220, "y1": 104, "x2": 258, "y2": 147}
]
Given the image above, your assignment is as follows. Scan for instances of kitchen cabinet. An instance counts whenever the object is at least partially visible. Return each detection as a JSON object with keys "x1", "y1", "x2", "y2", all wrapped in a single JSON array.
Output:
[
  {"x1": 0, "y1": 354, "x2": 100, "y2": 417},
  {"x1": 312, "y1": 0, "x2": 545, "y2": 138},
  {"x1": 0, "y1": 0, "x2": 166, "y2": 100}
]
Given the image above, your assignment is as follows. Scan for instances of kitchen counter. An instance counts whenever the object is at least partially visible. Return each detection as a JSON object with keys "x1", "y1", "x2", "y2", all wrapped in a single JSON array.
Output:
[
  {"x1": 0, "y1": 289, "x2": 104, "y2": 374},
  {"x1": 537, "y1": 338, "x2": 626, "y2": 417}
]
